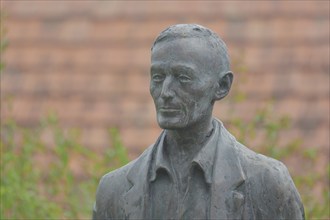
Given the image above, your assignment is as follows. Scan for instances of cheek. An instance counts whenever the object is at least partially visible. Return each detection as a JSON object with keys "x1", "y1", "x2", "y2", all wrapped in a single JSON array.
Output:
[
  {"x1": 187, "y1": 88, "x2": 213, "y2": 113},
  {"x1": 150, "y1": 84, "x2": 160, "y2": 99},
  {"x1": 195, "y1": 82, "x2": 215, "y2": 103}
]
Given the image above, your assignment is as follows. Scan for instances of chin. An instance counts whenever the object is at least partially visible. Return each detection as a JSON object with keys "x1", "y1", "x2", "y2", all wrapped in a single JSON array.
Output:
[
  {"x1": 159, "y1": 124, "x2": 183, "y2": 130},
  {"x1": 157, "y1": 116, "x2": 187, "y2": 130}
]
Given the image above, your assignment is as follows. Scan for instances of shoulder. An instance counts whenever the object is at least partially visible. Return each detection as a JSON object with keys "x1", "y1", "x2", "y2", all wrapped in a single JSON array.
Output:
[
  {"x1": 234, "y1": 141, "x2": 295, "y2": 191},
  {"x1": 234, "y1": 142, "x2": 289, "y2": 179},
  {"x1": 93, "y1": 162, "x2": 132, "y2": 219},
  {"x1": 96, "y1": 145, "x2": 153, "y2": 198},
  {"x1": 234, "y1": 142, "x2": 305, "y2": 219},
  {"x1": 94, "y1": 159, "x2": 135, "y2": 214},
  {"x1": 97, "y1": 160, "x2": 134, "y2": 196},
  {"x1": 217, "y1": 121, "x2": 298, "y2": 191},
  {"x1": 93, "y1": 146, "x2": 154, "y2": 219}
]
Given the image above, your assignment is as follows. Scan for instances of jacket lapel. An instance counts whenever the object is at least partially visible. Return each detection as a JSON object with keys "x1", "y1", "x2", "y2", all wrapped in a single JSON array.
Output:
[
  {"x1": 123, "y1": 132, "x2": 164, "y2": 219},
  {"x1": 210, "y1": 121, "x2": 246, "y2": 219},
  {"x1": 123, "y1": 161, "x2": 148, "y2": 219}
]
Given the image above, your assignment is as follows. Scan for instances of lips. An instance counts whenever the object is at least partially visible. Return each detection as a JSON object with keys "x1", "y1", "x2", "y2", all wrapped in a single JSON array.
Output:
[
  {"x1": 160, "y1": 108, "x2": 180, "y2": 113},
  {"x1": 159, "y1": 106, "x2": 180, "y2": 110},
  {"x1": 158, "y1": 106, "x2": 181, "y2": 113}
]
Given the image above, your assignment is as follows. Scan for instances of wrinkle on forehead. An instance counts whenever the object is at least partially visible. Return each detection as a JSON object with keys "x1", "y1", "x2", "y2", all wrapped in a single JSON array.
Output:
[{"x1": 151, "y1": 62, "x2": 197, "y2": 73}]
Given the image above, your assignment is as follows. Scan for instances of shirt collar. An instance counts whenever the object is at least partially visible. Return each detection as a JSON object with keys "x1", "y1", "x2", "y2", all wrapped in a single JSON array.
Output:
[
  {"x1": 149, "y1": 119, "x2": 219, "y2": 184},
  {"x1": 149, "y1": 132, "x2": 172, "y2": 182}
]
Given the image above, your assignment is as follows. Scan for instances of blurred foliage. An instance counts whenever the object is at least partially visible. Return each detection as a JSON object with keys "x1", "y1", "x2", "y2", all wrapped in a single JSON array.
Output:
[{"x1": 1, "y1": 112, "x2": 129, "y2": 219}]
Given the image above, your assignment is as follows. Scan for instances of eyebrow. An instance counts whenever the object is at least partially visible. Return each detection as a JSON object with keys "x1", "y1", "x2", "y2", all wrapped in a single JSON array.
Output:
[
  {"x1": 150, "y1": 65, "x2": 164, "y2": 72},
  {"x1": 171, "y1": 65, "x2": 195, "y2": 75},
  {"x1": 151, "y1": 63, "x2": 196, "y2": 74}
]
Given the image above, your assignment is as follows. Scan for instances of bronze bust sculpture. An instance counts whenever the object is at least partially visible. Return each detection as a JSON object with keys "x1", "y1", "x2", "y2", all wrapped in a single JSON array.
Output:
[{"x1": 93, "y1": 24, "x2": 304, "y2": 220}]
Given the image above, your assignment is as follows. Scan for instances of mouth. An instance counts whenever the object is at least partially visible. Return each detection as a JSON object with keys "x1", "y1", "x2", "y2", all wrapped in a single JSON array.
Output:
[{"x1": 159, "y1": 107, "x2": 181, "y2": 113}]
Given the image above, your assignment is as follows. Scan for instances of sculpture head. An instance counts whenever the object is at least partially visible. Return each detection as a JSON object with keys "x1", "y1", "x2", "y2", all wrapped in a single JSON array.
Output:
[{"x1": 150, "y1": 24, "x2": 233, "y2": 130}]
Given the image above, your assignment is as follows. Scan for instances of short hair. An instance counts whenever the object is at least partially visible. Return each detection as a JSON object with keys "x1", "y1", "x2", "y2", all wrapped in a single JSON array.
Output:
[{"x1": 151, "y1": 24, "x2": 230, "y2": 73}]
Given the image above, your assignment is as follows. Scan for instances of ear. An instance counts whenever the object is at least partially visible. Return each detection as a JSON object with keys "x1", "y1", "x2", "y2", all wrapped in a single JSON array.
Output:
[{"x1": 214, "y1": 71, "x2": 233, "y2": 101}]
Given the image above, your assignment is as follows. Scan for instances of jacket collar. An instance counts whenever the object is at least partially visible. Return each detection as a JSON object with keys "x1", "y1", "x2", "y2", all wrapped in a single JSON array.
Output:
[
  {"x1": 210, "y1": 119, "x2": 246, "y2": 219},
  {"x1": 192, "y1": 120, "x2": 218, "y2": 184},
  {"x1": 149, "y1": 132, "x2": 171, "y2": 182},
  {"x1": 124, "y1": 118, "x2": 246, "y2": 219}
]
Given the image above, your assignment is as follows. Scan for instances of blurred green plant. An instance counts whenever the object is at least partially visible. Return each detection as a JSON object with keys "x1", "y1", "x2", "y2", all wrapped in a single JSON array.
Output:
[{"x1": 1, "y1": 112, "x2": 129, "y2": 219}]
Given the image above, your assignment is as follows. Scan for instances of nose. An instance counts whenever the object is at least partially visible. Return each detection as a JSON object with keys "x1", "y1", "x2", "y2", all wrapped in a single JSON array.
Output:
[{"x1": 160, "y1": 76, "x2": 175, "y2": 100}]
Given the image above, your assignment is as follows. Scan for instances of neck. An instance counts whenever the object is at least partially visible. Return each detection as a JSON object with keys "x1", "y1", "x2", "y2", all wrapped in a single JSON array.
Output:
[{"x1": 165, "y1": 116, "x2": 214, "y2": 160}]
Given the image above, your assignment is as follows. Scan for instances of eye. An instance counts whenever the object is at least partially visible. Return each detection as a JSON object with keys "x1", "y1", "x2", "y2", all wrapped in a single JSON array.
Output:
[
  {"x1": 178, "y1": 74, "x2": 192, "y2": 83},
  {"x1": 152, "y1": 74, "x2": 165, "y2": 82}
]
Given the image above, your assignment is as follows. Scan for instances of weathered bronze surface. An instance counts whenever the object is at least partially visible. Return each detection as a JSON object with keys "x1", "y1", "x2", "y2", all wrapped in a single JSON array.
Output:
[{"x1": 93, "y1": 24, "x2": 304, "y2": 220}]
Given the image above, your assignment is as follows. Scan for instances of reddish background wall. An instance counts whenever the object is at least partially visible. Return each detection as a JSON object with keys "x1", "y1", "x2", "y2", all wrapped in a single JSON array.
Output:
[{"x1": 1, "y1": 1, "x2": 329, "y2": 166}]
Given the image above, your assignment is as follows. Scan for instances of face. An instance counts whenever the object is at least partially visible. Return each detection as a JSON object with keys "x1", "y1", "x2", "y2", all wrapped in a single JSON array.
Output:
[{"x1": 150, "y1": 38, "x2": 219, "y2": 130}]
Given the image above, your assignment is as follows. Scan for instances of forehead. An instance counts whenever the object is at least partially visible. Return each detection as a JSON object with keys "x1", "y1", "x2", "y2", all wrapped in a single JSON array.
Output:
[
  {"x1": 151, "y1": 38, "x2": 217, "y2": 69},
  {"x1": 151, "y1": 62, "x2": 196, "y2": 73}
]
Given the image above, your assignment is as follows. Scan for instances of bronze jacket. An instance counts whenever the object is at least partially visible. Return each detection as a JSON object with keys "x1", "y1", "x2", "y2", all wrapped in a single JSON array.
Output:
[{"x1": 93, "y1": 119, "x2": 305, "y2": 220}]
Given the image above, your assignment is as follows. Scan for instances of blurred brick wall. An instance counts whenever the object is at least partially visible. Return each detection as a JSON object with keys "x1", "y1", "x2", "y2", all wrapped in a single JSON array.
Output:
[{"x1": 1, "y1": 1, "x2": 329, "y2": 160}]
